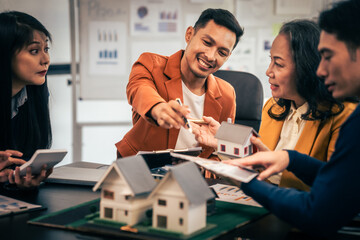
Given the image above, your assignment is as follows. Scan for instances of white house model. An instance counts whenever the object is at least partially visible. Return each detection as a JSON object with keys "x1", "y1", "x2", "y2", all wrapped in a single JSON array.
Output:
[
  {"x1": 149, "y1": 161, "x2": 215, "y2": 235},
  {"x1": 92, "y1": 155, "x2": 156, "y2": 226},
  {"x1": 215, "y1": 122, "x2": 259, "y2": 158}
]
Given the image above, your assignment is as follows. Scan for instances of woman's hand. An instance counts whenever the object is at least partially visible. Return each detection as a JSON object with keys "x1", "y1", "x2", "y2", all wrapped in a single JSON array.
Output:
[
  {"x1": 224, "y1": 150, "x2": 290, "y2": 181},
  {"x1": 0, "y1": 150, "x2": 25, "y2": 182},
  {"x1": 8, "y1": 165, "x2": 53, "y2": 189},
  {"x1": 191, "y1": 116, "x2": 221, "y2": 149}
]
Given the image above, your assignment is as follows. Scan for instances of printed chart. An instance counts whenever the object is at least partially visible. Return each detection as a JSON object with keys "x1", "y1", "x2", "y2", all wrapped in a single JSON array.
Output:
[
  {"x1": 211, "y1": 183, "x2": 262, "y2": 207},
  {"x1": 88, "y1": 21, "x2": 126, "y2": 76}
]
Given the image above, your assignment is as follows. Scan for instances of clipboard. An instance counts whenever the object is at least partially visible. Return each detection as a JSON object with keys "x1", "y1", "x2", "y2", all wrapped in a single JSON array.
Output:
[{"x1": 137, "y1": 147, "x2": 202, "y2": 169}]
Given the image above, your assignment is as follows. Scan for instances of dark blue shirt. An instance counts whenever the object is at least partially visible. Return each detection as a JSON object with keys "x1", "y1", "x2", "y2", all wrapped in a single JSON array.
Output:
[{"x1": 242, "y1": 104, "x2": 360, "y2": 236}]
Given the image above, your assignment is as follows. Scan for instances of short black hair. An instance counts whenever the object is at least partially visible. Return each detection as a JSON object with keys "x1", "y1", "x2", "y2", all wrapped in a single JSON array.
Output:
[
  {"x1": 269, "y1": 19, "x2": 344, "y2": 121},
  {"x1": 319, "y1": 0, "x2": 360, "y2": 59},
  {"x1": 194, "y1": 8, "x2": 243, "y2": 50}
]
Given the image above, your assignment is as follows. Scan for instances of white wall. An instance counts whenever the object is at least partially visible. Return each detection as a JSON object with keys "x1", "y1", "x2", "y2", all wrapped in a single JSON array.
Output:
[{"x1": 1, "y1": 0, "x2": 336, "y2": 165}]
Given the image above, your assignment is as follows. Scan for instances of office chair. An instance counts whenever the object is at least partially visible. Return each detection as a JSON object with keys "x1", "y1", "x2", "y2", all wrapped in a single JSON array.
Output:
[{"x1": 213, "y1": 70, "x2": 264, "y2": 132}]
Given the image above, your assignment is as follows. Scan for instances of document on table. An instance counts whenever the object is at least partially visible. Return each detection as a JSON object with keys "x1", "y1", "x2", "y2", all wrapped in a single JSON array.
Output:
[
  {"x1": 211, "y1": 183, "x2": 262, "y2": 207},
  {"x1": 170, "y1": 152, "x2": 258, "y2": 183},
  {"x1": 138, "y1": 147, "x2": 202, "y2": 169},
  {"x1": 0, "y1": 195, "x2": 43, "y2": 217}
]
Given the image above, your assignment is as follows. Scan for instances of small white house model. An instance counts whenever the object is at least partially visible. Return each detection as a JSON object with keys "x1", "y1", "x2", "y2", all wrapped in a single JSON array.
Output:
[
  {"x1": 215, "y1": 122, "x2": 259, "y2": 158},
  {"x1": 92, "y1": 155, "x2": 156, "y2": 226},
  {"x1": 149, "y1": 162, "x2": 215, "y2": 235}
]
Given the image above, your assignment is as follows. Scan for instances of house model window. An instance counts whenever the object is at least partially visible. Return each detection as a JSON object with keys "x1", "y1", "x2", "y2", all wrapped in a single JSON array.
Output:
[
  {"x1": 179, "y1": 202, "x2": 184, "y2": 209},
  {"x1": 220, "y1": 144, "x2": 226, "y2": 152},
  {"x1": 179, "y1": 218, "x2": 183, "y2": 225},
  {"x1": 234, "y1": 147, "x2": 239, "y2": 155},
  {"x1": 244, "y1": 146, "x2": 248, "y2": 155},
  {"x1": 103, "y1": 190, "x2": 114, "y2": 200},
  {"x1": 158, "y1": 199, "x2": 166, "y2": 206}
]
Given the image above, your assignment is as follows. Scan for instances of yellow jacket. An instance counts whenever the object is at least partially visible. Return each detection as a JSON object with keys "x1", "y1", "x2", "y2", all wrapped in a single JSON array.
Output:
[{"x1": 259, "y1": 98, "x2": 357, "y2": 191}]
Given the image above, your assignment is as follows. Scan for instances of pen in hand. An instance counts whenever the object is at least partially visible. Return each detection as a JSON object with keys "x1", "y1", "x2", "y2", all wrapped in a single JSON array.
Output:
[{"x1": 175, "y1": 98, "x2": 193, "y2": 133}]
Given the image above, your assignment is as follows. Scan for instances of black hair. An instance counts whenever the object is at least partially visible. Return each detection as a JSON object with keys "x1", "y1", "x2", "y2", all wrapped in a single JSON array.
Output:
[
  {"x1": 319, "y1": 0, "x2": 360, "y2": 60},
  {"x1": 0, "y1": 11, "x2": 52, "y2": 159},
  {"x1": 268, "y1": 19, "x2": 344, "y2": 121},
  {"x1": 194, "y1": 8, "x2": 244, "y2": 50}
]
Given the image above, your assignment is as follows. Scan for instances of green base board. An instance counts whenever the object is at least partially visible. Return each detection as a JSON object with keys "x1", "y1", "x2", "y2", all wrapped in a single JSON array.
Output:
[{"x1": 29, "y1": 198, "x2": 268, "y2": 240}]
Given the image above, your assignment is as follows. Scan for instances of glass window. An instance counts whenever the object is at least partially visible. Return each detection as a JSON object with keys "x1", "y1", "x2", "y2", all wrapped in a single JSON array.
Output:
[
  {"x1": 220, "y1": 144, "x2": 226, "y2": 152},
  {"x1": 234, "y1": 148, "x2": 239, "y2": 155},
  {"x1": 158, "y1": 199, "x2": 166, "y2": 206},
  {"x1": 103, "y1": 190, "x2": 114, "y2": 200}
]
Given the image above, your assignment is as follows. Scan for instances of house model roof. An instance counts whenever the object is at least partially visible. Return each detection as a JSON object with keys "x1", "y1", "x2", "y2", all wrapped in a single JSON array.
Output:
[
  {"x1": 215, "y1": 122, "x2": 259, "y2": 145},
  {"x1": 150, "y1": 162, "x2": 215, "y2": 205},
  {"x1": 93, "y1": 155, "x2": 156, "y2": 196}
]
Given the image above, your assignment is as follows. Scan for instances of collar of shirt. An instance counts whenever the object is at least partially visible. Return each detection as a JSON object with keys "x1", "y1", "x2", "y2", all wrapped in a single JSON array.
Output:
[
  {"x1": 11, "y1": 87, "x2": 28, "y2": 119},
  {"x1": 286, "y1": 101, "x2": 309, "y2": 122}
]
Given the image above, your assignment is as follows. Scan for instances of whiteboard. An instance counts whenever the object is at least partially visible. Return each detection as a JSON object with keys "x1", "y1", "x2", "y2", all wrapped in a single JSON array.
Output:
[
  {"x1": 78, "y1": 0, "x2": 130, "y2": 100},
  {"x1": 77, "y1": 0, "x2": 234, "y2": 100}
]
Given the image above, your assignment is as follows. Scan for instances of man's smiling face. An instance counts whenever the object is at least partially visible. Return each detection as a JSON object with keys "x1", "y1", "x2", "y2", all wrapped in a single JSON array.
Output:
[{"x1": 181, "y1": 20, "x2": 236, "y2": 80}]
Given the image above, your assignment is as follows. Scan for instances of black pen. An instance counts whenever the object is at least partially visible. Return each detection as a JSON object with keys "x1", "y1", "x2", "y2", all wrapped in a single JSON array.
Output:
[{"x1": 175, "y1": 98, "x2": 193, "y2": 133}]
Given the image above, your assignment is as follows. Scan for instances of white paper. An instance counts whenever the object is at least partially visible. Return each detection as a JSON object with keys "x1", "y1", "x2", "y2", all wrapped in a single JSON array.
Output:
[
  {"x1": 170, "y1": 153, "x2": 258, "y2": 183},
  {"x1": 130, "y1": 0, "x2": 181, "y2": 36},
  {"x1": 236, "y1": 0, "x2": 273, "y2": 27},
  {"x1": 0, "y1": 195, "x2": 42, "y2": 216},
  {"x1": 221, "y1": 37, "x2": 256, "y2": 73},
  {"x1": 257, "y1": 28, "x2": 274, "y2": 66},
  {"x1": 211, "y1": 183, "x2": 262, "y2": 207},
  {"x1": 275, "y1": 0, "x2": 312, "y2": 15},
  {"x1": 88, "y1": 21, "x2": 127, "y2": 76},
  {"x1": 130, "y1": 41, "x2": 182, "y2": 66}
]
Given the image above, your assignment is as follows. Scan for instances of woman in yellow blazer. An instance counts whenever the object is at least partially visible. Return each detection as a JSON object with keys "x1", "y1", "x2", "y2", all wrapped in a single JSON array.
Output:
[
  {"x1": 260, "y1": 99, "x2": 355, "y2": 191},
  {"x1": 192, "y1": 19, "x2": 357, "y2": 191}
]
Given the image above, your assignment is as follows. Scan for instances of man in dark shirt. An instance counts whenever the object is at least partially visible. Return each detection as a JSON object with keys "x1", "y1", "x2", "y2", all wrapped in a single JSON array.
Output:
[{"x1": 227, "y1": 0, "x2": 360, "y2": 237}]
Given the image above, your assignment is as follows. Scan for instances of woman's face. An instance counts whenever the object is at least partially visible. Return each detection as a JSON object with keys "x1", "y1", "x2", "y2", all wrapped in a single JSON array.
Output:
[
  {"x1": 11, "y1": 30, "x2": 50, "y2": 96},
  {"x1": 266, "y1": 34, "x2": 304, "y2": 106}
]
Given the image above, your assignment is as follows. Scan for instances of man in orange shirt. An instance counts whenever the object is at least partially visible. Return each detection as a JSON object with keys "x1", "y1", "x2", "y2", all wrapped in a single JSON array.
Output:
[{"x1": 116, "y1": 9, "x2": 243, "y2": 158}]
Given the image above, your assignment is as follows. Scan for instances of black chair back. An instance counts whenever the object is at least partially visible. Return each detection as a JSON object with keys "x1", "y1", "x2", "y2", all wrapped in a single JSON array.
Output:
[{"x1": 213, "y1": 70, "x2": 264, "y2": 132}]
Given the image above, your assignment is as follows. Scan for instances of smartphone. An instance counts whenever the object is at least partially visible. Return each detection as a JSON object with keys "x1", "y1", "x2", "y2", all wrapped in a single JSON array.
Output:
[{"x1": 18, "y1": 149, "x2": 68, "y2": 176}]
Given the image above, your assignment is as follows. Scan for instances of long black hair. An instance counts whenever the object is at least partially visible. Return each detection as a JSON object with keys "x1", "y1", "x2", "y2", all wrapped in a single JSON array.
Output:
[
  {"x1": 268, "y1": 19, "x2": 344, "y2": 121},
  {"x1": 0, "y1": 11, "x2": 52, "y2": 159}
]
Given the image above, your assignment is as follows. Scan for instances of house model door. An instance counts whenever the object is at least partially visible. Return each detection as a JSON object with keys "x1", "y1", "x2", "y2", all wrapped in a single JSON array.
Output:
[{"x1": 157, "y1": 215, "x2": 167, "y2": 228}]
